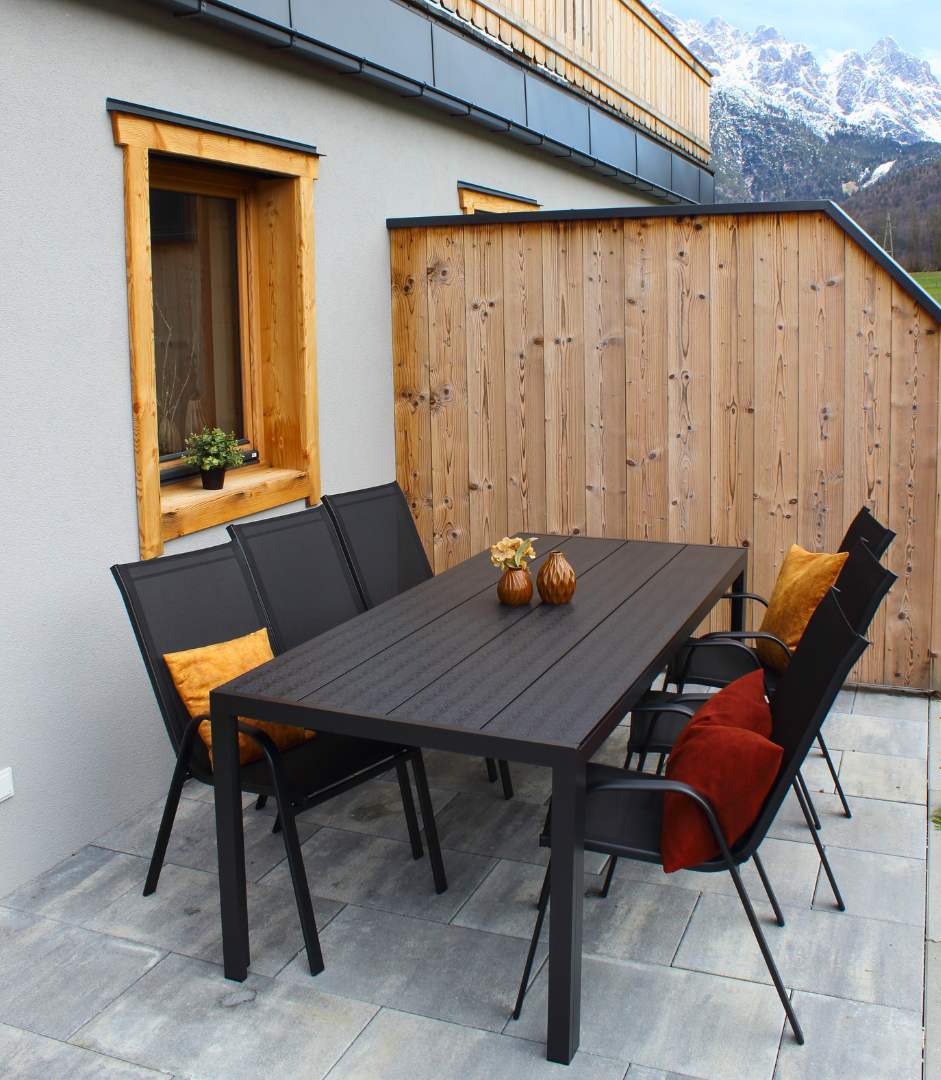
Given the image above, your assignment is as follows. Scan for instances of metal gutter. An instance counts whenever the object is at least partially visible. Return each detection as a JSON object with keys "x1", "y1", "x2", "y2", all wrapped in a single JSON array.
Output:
[{"x1": 386, "y1": 199, "x2": 941, "y2": 325}]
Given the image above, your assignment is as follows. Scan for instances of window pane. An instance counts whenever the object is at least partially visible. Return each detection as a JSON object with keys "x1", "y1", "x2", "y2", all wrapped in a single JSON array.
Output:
[{"x1": 149, "y1": 189, "x2": 244, "y2": 457}]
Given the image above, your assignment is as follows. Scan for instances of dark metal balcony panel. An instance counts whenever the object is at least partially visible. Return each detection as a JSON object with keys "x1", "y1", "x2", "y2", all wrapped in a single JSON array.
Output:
[
  {"x1": 290, "y1": 0, "x2": 433, "y2": 86},
  {"x1": 227, "y1": 0, "x2": 290, "y2": 24},
  {"x1": 288, "y1": 36, "x2": 362, "y2": 74},
  {"x1": 431, "y1": 26, "x2": 526, "y2": 125},
  {"x1": 190, "y1": 3, "x2": 291, "y2": 46},
  {"x1": 525, "y1": 76, "x2": 590, "y2": 154},
  {"x1": 588, "y1": 108, "x2": 636, "y2": 175},
  {"x1": 635, "y1": 132, "x2": 671, "y2": 190},
  {"x1": 700, "y1": 170, "x2": 716, "y2": 204},
  {"x1": 671, "y1": 154, "x2": 700, "y2": 202}
]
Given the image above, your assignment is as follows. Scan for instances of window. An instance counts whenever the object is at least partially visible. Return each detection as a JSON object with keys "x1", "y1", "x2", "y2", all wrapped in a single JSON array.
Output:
[
  {"x1": 457, "y1": 183, "x2": 540, "y2": 215},
  {"x1": 111, "y1": 107, "x2": 321, "y2": 559}
]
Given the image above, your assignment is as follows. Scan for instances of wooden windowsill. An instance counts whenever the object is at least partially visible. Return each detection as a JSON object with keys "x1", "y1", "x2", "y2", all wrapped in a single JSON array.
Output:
[{"x1": 161, "y1": 466, "x2": 310, "y2": 542}]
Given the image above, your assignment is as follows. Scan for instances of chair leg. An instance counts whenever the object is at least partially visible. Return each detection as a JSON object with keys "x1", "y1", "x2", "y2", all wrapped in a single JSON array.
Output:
[
  {"x1": 655, "y1": 753, "x2": 666, "y2": 777},
  {"x1": 144, "y1": 718, "x2": 200, "y2": 896},
  {"x1": 796, "y1": 771, "x2": 821, "y2": 830},
  {"x1": 395, "y1": 760, "x2": 424, "y2": 860},
  {"x1": 239, "y1": 723, "x2": 324, "y2": 976},
  {"x1": 600, "y1": 856, "x2": 618, "y2": 899},
  {"x1": 254, "y1": 794, "x2": 267, "y2": 811},
  {"x1": 793, "y1": 779, "x2": 845, "y2": 912},
  {"x1": 410, "y1": 751, "x2": 447, "y2": 894},
  {"x1": 272, "y1": 813, "x2": 282, "y2": 834},
  {"x1": 725, "y1": 858, "x2": 803, "y2": 1044},
  {"x1": 512, "y1": 862, "x2": 551, "y2": 1020},
  {"x1": 752, "y1": 852, "x2": 785, "y2": 927},
  {"x1": 818, "y1": 733, "x2": 851, "y2": 818},
  {"x1": 498, "y1": 760, "x2": 514, "y2": 801},
  {"x1": 485, "y1": 758, "x2": 499, "y2": 783}
]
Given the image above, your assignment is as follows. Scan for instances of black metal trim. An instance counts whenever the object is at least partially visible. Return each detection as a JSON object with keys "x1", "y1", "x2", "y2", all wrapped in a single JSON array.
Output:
[
  {"x1": 386, "y1": 199, "x2": 941, "y2": 323},
  {"x1": 457, "y1": 181, "x2": 539, "y2": 205},
  {"x1": 106, "y1": 98, "x2": 320, "y2": 157}
]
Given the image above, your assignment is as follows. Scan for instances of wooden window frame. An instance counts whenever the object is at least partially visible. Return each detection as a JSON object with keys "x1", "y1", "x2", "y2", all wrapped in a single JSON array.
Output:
[{"x1": 112, "y1": 111, "x2": 321, "y2": 559}]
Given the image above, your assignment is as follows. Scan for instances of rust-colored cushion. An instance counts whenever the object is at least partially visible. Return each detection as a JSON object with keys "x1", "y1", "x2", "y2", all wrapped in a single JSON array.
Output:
[
  {"x1": 756, "y1": 545, "x2": 849, "y2": 672},
  {"x1": 662, "y1": 670, "x2": 782, "y2": 873},
  {"x1": 163, "y1": 628, "x2": 314, "y2": 767}
]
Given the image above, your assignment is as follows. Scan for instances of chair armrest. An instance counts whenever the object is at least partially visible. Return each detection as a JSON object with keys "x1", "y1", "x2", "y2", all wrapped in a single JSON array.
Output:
[
  {"x1": 720, "y1": 592, "x2": 769, "y2": 609},
  {"x1": 629, "y1": 700, "x2": 700, "y2": 721},
  {"x1": 692, "y1": 631, "x2": 790, "y2": 658}
]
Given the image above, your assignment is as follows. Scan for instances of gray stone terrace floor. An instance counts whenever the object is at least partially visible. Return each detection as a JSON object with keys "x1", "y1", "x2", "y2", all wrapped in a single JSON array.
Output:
[{"x1": 1, "y1": 686, "x2": 935, "y2": 1080}]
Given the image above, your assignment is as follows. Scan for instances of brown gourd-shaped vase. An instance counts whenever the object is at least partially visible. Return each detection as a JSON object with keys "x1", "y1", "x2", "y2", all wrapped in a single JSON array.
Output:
[
  {"x1": 536, "y1": 550, "x2": 577, "y2": 604},
  {"x1": 497, "y1": 567, "x2": 533, "y2": 606}
]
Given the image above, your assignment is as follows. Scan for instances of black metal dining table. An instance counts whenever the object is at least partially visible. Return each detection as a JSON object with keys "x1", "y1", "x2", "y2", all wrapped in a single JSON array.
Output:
[{"x1": 210, "y1": 534, "x2": 747, "y2": 1064}]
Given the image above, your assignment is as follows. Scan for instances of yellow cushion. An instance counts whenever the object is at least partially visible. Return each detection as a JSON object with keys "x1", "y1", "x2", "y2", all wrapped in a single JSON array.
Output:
[
  {"x1": 756, "y1": 545, "x2": 849, "y2": 672},
  {"x1": 163, "y1": 628, "x2": 314, "y2": 767}
]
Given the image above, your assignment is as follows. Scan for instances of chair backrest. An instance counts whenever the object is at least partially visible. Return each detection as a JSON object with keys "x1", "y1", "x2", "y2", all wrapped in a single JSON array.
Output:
[
  {"x1": 832, "y1": 538, "x2": 897, "y2": 638},
  {"x1": 739, "y1": 589, "x2": 867, "y2": 855},
  {"x1": 322, "y1": 482, "x2": 433, "y2": 608},
  {"x1": 228, "y1": 506, "x2": 365, "y2": 653},
  {"x1": 112, "y1": 542, "x2": 272, "y2": 767},
  {"x1": 839, "y1": 506, "x2": 896, "y2": 560}
]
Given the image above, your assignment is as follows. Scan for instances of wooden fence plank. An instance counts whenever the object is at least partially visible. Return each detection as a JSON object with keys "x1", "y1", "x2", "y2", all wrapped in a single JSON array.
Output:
[
  {"x1": 391, "y1": 227, "x2": 433, "y2": 557},
  {"x1": 885, "y1": 283, "x2": 939, "y2": 687},
  {"x1": 753, "y1": 213, "x2": 800, "y2": 609},
  {"x1": 503, "y1": 222, "x2": 547, "y2": 534},
  {"x1": 583, "y1": 219, "x2": 627, "y2": 538},
  {"x1": 625, "y1": 218, "x2": 669, "y2": 541},
  {"x1": 798, "y1": 212, "x2": 846, "y2": 553},
  {"x1": 843, "y1": 251, "x2": 892, "y2": 683},
  {"x1": 465, "y1": 223, "x2": 507, "y2": 553},
  {"x1": 426, "y1": 226, "x2": 471, "y2": 573}
]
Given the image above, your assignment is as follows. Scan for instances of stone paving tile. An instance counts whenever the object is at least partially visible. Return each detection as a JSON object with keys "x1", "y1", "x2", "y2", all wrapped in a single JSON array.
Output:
[
  {"x1": 451, "y1": 859, "x2": 548, "y2": 939},
  {"x1": 926, "y1": 941, "x2": 941, "y2": 1080},
  {"x1": 838, "y1": 750, "x2": 926, "y2": 804},
  {"x1": 811, "y1": 847, "x2": 925, "y2": 926},
  {"x1": 853, "y1": 689, "x2": 928, "y2": 723},
  {"x1": 0, "y1": 1022, "x2": 168, "y2": 1079},
  {"x1": 626, "y1": 1068, "x2": 704, "y2": 1080},
  {"x1": 93, "y1": 796, "x2": 321, "y2": 883},
  {"x1": 798, "y1": 749, "x2": 839, "y2": 794},
  {"x1": 420, "y1": 750, "x2": 553, "y2": 805},
  {"x1": 773, "y1": 991, "x2": 922, "y2": 1080},
  {"x1": 324, "y1": 1007, "x2": 627, "y2": 1079},
  {"x1": 296, "y1": 776, "x2": 456, "y2": 843},
  {"x1": 821, "y1": 712, "x2": 927, "y2": 759},
  {"x1": 833, "y1": 687, "x2": 856, "y2": 713},
  {"x1": 260, "y1": 826, "x2": 494, "y2": 922},
  {"x1": 180, "y1": 778, "x2": 256, "y2": 809},
  {"x1": 766, "y1": 788, "x2": 926, "y2": 859},
  {"x1": 278, "y1": 905, "x2": 546, "y2": 1033},
  {"x1": 674, "y1": 892, "x2": 924, "y2": 1011},
  {"x1": 73, "y1": 952, "x2": 376, "y2": 1080},
  {"x1": 509, "y1": 955, "x2": 785, "y2": 1080},
  {"x1": 433, "y1": 792, "x2": 553, "y2": 865},
  {"x1": 84, "y1": 862, "x2": 344, "y2": 978},
  {"x1": 0, "y1": 908, "x2": 164, "y2": 1040},
  {"x1": 2, "y1": 846, "x2": 145, "y2": 924}
]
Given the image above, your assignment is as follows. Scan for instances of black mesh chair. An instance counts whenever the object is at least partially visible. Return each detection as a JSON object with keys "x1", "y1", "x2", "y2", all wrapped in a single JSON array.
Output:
[
  {"x1": 323, "y1": 482, "x2": 515, "y2": 800},
  {"x1": 513, "y1": 588, "x2": 869, "y2": 1045},
  {"x1": 112, "y1": 541, "x2": 447, "y2": 977}
]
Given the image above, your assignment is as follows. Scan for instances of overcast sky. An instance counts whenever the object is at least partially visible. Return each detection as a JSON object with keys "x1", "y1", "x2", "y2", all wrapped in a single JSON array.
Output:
[{"x1": 657, "y1": 1, "x2": 941, "y2": 78}]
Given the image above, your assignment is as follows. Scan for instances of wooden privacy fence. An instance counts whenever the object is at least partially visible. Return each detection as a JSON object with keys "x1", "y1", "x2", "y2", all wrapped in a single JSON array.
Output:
[{"x1": 388, "y1": 204, "x2": 941, "y2": 690}]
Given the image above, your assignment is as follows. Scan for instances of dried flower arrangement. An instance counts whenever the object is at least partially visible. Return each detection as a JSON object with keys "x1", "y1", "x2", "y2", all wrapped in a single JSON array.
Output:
[{"x1": 490, "y1": 537, "x2": 537, "y2": 572}]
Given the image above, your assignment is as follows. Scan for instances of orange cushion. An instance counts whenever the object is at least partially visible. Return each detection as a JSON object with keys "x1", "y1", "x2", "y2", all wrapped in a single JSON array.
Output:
[
  {"x1": 756, "y1": 545, "x2": 848, "y2": 672},
  {"x1": 163, "y1": 628, "x2": 314, "y2": 767},
  {"x1": 662, "y1": 671, "x2": 782, "y2": 873}
]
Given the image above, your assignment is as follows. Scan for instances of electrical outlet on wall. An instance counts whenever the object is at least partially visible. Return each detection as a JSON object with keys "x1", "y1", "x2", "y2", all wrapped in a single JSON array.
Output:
[{"x1": 0, "y1": 767, "x2": 13, "y2": 803}]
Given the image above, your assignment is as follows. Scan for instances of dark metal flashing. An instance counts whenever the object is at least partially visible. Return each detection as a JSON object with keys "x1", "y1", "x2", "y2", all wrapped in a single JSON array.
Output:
[
  {"x1": 386, "y1": 199, "x2": 941, "y2": 324},
  {"x1": 106, "y1": 98, "x2": 320, "y2": 156},
  {"x1": 457, "y1": 181, "x2": 539, "y2": 205},
  {"x1": 133, "y1": 0, "x2": 711, "y2": 205}
]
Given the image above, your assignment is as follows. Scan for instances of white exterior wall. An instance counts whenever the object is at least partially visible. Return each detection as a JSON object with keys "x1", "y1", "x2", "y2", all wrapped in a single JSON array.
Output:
[{"x1": 0, "y1": 0, "x2": 659, "y2": 896}]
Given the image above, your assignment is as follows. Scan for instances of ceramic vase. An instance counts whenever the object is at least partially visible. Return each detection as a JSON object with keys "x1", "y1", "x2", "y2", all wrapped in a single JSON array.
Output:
[
  {"x1": 537, "y1": 550, "x2": 577, "y2": 604},
  {"x1": 497, "y1": 567, "x2": 533, "y2": 606}
]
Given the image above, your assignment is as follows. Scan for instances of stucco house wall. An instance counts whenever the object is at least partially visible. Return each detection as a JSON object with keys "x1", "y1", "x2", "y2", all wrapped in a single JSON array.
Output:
[{"x1": 0, "y1": 0, "x2": 664, "y2": 896}]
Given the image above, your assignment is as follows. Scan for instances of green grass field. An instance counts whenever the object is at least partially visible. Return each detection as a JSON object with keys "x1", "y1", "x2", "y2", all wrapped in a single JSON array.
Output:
[{"x1": 912, "y1": 271, "x2": 941, "y2": 303}]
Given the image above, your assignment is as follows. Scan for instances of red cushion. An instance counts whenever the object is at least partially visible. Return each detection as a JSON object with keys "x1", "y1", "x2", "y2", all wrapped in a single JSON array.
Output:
[{"x1": 662, "y1": 670, "x2": 782, "y2": 873}]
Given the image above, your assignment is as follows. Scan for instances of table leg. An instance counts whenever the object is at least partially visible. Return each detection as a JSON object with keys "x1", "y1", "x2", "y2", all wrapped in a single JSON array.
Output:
[
  {"x1": 212, "y1": 709, "x2": 249, "y2": 981},
  {"x1": 547, "y1": 757, "x2": 586, "y2": 1065},
  {"x1": 730, "y1": 570, "x2": 746, "y2": 633}
]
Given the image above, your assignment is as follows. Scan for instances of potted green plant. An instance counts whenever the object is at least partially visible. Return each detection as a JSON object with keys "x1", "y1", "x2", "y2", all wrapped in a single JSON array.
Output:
[{"x1": 182, "y1": 427, "x2": 245, "y2": 490}]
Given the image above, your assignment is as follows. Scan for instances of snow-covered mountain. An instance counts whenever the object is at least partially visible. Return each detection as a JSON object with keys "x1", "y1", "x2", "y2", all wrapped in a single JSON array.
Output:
[{"x1": 650, "y1": 4, "x2": 941, "y2": 145}]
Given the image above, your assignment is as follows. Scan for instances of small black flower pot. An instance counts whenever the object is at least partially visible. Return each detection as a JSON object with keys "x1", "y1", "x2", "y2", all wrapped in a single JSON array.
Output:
[{"x1": 201, "y1": 467, "x2": 226, "y2": 490}]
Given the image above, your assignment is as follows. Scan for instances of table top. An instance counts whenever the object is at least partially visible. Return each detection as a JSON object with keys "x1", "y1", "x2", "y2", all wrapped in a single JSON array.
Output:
[{"x1": 216, "y1": 536, "x2": 746, "y2": 766}]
